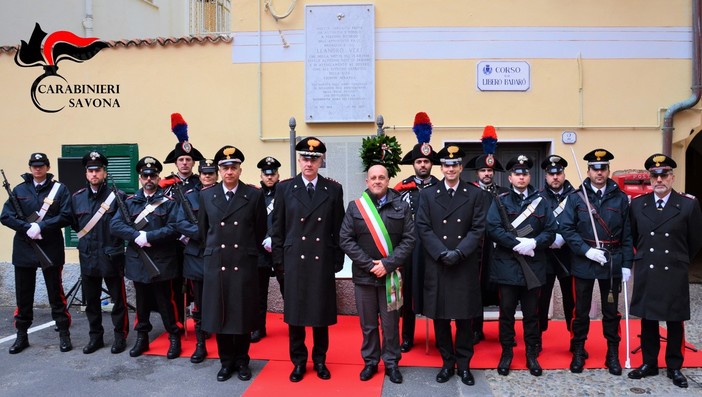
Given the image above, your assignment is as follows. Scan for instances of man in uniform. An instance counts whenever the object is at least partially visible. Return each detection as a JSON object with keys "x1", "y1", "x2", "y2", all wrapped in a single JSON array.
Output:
[
  {"x1": 537, "y1": 155, "x2": 577, "y2": 339},
  {"x1": 465, "y1": 125, "x2": 509, "y2": 345},
  {"x1": 271, "y1": 137, "x2": 345, "y2": 382},
  {"x1": 627, "y1": 154, "x2": 702, "y2": 388},
  {"x1": 174, "y1": 159, "x2": 218, "y2": 363},
  {"x1": 1, "y1": 152, "x2": 73, "y2": 353},
  {"x1": 110, "y1": 156, "x2": 182, "y2": 359},
  {"x1": 341, "y1": 164, "x2": 414, "y2": 384},
  {"x1": 393, "y1": 112, "x2": 439, "y2": 352},
  {"x1": 252, "y1": 156, "x2": 285, "y2": 343},
  {"x1": 415, "y1": 145, "x2": 487, "y2": 386},
  {"x1": 160, "y1": 113, "x2": 205, "y2": 328},
  {"x1": 198, "y1": 146, "x2": 266, "y2": 382},
  {"x1": 560, "y1": 148, "x2": 633, "y2": 375},
  {"x1": 487, "y1": 155, "x2": 557, "y2": 377},
  {"x1": 71, "y1": 151, "x2": 129, "y2": 354}
]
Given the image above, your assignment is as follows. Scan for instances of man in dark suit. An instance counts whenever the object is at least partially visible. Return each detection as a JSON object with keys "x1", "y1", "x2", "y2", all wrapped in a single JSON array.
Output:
[
  {"x1": 465, "y1": 125, "x2": 509, "y2": 345},
  {"x1": 174, "y1": 159, "x2": 218, "y2": 364},
  {"x1": 252, "y1": 156, "x2": 284, "y2": 343},
  {"x1": 393, "y1": 111, "x2": 440, "y2": 353},
  {"x1": 198, "y1": 146, "x2": 267, "y2": 382},
  {"x1": 415, "y1": 145, "x2": 487, "y2": 386},
  {"x1": 627, "y1": 154, "x2": 702, "y2": 389},
  {"x1": 560, "y1": 148, "x2": 633, "y2": 375},
  {"x1": 271, "y1": 137, "x2": 345, "y2": 382},
  {"x1": 110, "y1": 156, "x2": 181, "y2": 359},
  {"x1": 1, "y1": 152, "x2": 73, "y2": 353},
  {"x1": 340, "y1": 164, "x2": 415, "y2": 384},
  {"x1": 537, "y1": 156, "x2": 577, "y2": 339},
  {"x1": 487, "y1": 155, "x2": 557, "y2": 377},
  {"x1": 71, "y1": 151, "x2": 129, "y2": 355}
]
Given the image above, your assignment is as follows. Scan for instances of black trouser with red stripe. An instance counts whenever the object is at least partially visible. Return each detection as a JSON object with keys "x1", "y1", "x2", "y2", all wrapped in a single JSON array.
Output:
[
  {"x1": 133, "y1": 280, "x2": 180, "y2": 335},
  {"x1": 82, "y1": 273, "x2": 129, "y2": 338},
  {"x1": 14, "y1": 265, "x2": 71, "y2": 332},
  {"x1": 640, "y1": 318, "x2": 684, "y2": 370},
  {"x1": 189, "y1": 279, "x2": 204, "y2": 333},
  {"x1": 571, "y1": 277, "x2": 621, "y2": 344},
  {"x1": 539, "y1": 273, "x2": 575, "y2": 332},
  {"x1": 498, "y1": 284, "x2": 541, "y2": 348}
]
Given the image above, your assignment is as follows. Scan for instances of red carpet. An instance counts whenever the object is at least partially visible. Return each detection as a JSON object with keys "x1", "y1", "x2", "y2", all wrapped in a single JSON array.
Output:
[{"x1": 147, "y1": 313, "x2": 702, "y2": 370}]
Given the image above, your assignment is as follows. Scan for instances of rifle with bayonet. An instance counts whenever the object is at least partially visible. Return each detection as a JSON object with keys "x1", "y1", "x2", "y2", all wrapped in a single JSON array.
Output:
[
  {"x1": 109, "y1": 174, "x2": 160, "y2": 279},
  {"x1": 493, "y1": 193, "x2": 541, "y2": 290},
  {"x1": 1, "y1": 169, "x2": 54, "y2": 270},
  {"x1": 170, "y1": 173, "x2": 197, "y2": 224}
]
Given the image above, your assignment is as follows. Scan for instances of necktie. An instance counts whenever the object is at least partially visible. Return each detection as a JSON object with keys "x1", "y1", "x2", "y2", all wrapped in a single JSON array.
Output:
[
  {"x1": 35, "y1": 184, "x2": 42, "y2": 193},
  {"x1": 521, "y1": 193, "x2": 526, "y2": 201},
  {"x1": 596, "y1": 190, "x2": 603, "y2": 199},
  {"x1": 226, "y1": 191, "x2": 234, "y2": 201},
  {"x1": 447, "y1": 188, "x2": 455, "y2": 198},
  {"x1": 307, "y1": 182, "x2": 315, "y2": 199},
  {"x1": 657, "y1": 199, "x2": 664, "y2": 210}
]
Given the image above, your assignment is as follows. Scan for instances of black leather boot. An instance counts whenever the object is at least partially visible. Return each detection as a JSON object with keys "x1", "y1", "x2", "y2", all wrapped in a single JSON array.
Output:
[
  {"x1": 167, "y1": 333, "x2": 181, "y2": 359},
  {"x1": 570, "y1": 341, "x2": 586, "y2": 373},
  {"x1": 526, "y1": 345, "x2": 543, "y2": 376},
  {"x1": 190, "y1": 331, "x2": 207, "y2": 363},
  {"x1": 605, "y1": 342, "x2": 622, "y2": 375},
  {"x1": 129, "y1": 332, "x2": 150, "y2": 357},
  {"x1": 9, "y1": 331, "x2": 29, "y2": 354},
  {"x1": 497, "y1": 346, "x2": 513, "y2": 376},
  {"x1": 59, "y1": 330, "x2": 72, "y2": 352},
  {"x1": 569, "y1": 339, "x2": 589, "y2": 358}
]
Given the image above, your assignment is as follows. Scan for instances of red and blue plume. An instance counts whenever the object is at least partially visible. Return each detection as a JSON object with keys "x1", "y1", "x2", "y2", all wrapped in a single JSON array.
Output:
[
  {"x1": 481, "y1": 125, "x2": 497, "y2": 155},
  {"x1": 412, "y1": 112, "x2": 432, "y2": 144},
  {"x1": 171, "y1": 113, "x2": 189, "y2": 143}
]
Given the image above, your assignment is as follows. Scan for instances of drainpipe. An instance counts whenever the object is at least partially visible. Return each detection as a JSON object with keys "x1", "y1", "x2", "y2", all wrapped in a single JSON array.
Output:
[
  {"x1": 662, "y1": 0, "x2": 702, "y2": 156},
  {"x1": 82, "y1": 0, "x2": 94, "y2": 36}
]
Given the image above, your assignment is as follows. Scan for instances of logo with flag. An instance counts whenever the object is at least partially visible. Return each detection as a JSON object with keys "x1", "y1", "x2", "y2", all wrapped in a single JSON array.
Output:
[{"x1": 15, "y1": 23, "x2": 110, "y2": 113}]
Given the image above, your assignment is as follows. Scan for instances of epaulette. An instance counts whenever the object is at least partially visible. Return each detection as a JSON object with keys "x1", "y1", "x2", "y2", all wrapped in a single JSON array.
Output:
[
  {"x1": 679, "y1": 191, "x2": 697, "y2": 200},
  {"x1": 325, "y1": 176, "x2": 341, "y2": 186},
  {"x1": 72, "y1": 187, "x2": 87, "y2": 196},
  {"x1": 247, "y1": 183, "x2": 257, "y2": 189},
  {"x1": 158, "y1": 175, "x2": 178, "y2": 189},
  {"x1": 498, "y1": 191, "x2": 510, "y2": 198},
  {"x1": 394, "y1": 180, "x2": 417, "y2": 192},
  {"x1": 279, "y1": 177, "x2": 293, "y2": 183},
  {"x1": 200, "y1": 184, "x2": 216, "y2": 191},
  {"x1": 184, "y1": 188, "x2": 195, "y2": 195}
]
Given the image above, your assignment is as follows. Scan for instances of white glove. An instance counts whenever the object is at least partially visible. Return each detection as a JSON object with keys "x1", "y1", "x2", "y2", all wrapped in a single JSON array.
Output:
[
  {"x1": 26, "y1": 222, "x2": 41, "y2": 239},
  {"x1": 585, "y1": 248, "x2": 607, "y2": 265},
  {"x1": 621, "y1": 268, "x2": 631, "y2": 283},
  {"x1": 178, "y1": 234, "x2": 190, "y2": 245},
  {"x1": 523, "y1": 249, "x2": 535, "y2": 257},
  {"x1": 262, "y1": 237, "x2": 272, "y2": 253},
  {"x1": 549, "y1": 233, "x2": 566, "y2": 249},
  {"x1": 513, "y1": 238, "x2": 536, "y2": 256},
  {"x1": 135, "y1": 231, "x2": 150, "y2": 247}
]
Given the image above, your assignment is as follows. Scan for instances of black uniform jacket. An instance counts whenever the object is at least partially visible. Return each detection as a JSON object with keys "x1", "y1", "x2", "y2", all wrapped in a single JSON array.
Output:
[
  {"x1": 539, "y1": 180, "x2": 576, "y2": 277},
  {"x1": 71, "y1": 183, "x2": 125, "y2": 277},
  {"x1": 488, "y1": 186, "x2": 557, "y2": 286},
  {"x1": 560, "y1": 178, "x2": 634, "y2": 280},
  {"x1": 415, "y1": 179, "x2": 487, "y2": 320},
  {"x1": 629, "y1": 190, "x2": 702, "y2": 321},
  {"x1": 271, "y1": 174, "x2": 345, "y2": 327},
  {"x1": 110, "y1": 188, "x2": 179, "y2": 283},
  {"x1": 1, "y1": 173, "x2": 72, "y2": 268},
  {"x1": 175, "y1": 184, "x2": 204, "y2": 281},
  {"x1": 257, "y1": 181, "x2": 276, "y2": 269},
  {"x1": 340, "y1": 188, "x2": 415, "y2": 287},
  {"x1": 197, "y1": 182, "x2": 267, "y2": 334}
]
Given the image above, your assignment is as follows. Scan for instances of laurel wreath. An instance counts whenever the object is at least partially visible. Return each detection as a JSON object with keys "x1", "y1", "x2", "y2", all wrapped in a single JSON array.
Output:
[{"x1": 360, "y1": 135, "x2": 402, "y2": 178}]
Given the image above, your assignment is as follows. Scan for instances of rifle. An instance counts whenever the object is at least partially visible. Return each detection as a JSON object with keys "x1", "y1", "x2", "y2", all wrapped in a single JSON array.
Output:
[
  {"x1": 168, "y1": 173, "x2": 196, "y2": 338},
  {"x1": 493, "y1": 193, "x2": 542, "y2": 290},
  {"x1": 170, "y1": 173, "x2": 197, "y2": 224},
  {"x1": 109, "y1": 174, "x2": 161, "y2": 279},
  {"x1": 1, "y1": 169, "x2": 54, "y2": 270}
]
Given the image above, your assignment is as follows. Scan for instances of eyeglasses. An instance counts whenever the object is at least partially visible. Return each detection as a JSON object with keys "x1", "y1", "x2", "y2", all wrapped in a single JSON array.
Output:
[
  {"x1": 650, "y1": 173, "x2": 672, "y2": 179},
  {"x1": 140, "y1": 173, "x2": 159, "y2": 179}
]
